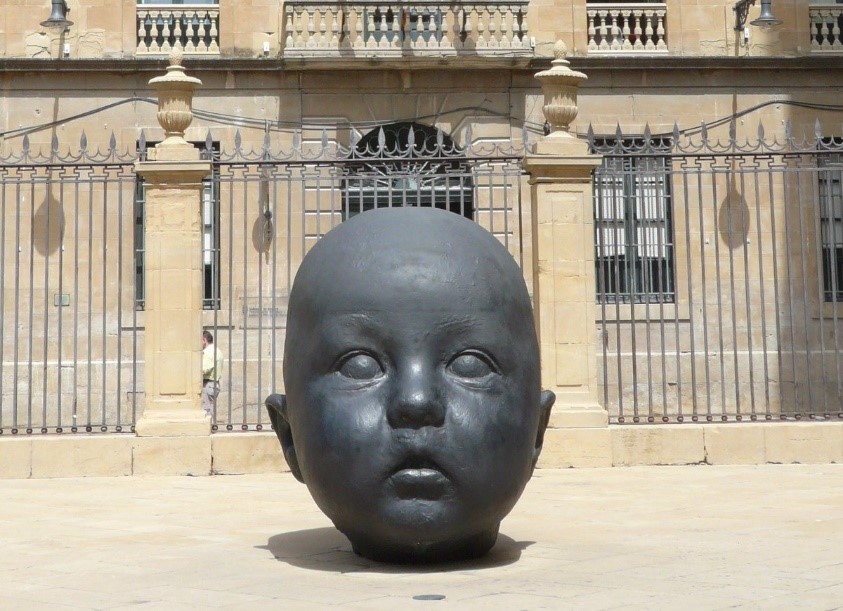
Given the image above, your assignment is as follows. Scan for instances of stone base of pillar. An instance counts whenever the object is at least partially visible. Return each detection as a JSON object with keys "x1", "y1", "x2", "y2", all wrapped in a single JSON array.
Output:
[
  {"x1": 135, "y1": 404, "x2": 210, "y2": 437},
  {"x1": 538, "y1": 427, "x2": 613, "y2": 468},
  {"x1": 548, "y1": 407, "x2": 609, "y2": 429}
]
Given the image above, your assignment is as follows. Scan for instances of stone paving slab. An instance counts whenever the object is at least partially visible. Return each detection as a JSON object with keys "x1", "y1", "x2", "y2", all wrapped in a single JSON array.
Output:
[{"x1": 1, "y1": 465, "x2": 841, "y2": 610}]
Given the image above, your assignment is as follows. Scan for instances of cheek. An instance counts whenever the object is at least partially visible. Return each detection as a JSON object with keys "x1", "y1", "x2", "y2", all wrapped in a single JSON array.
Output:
[
  {"x1": 291, "y1": 388, "x2": 390, "y2": 467},
  {"x1": 446, "y1": 388, "x2": 537, "y2": 454}
]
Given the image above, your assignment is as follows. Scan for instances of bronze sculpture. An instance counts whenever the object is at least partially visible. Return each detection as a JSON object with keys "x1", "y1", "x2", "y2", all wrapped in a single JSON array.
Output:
[{"x1": 266, "y1": 206, "x2": 554, "y2": 563}]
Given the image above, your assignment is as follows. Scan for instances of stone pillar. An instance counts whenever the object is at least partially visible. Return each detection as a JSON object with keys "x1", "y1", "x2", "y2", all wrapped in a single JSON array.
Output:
[
  {"x1": 523, "y1": 42, "x2": 611, "y2": 466},
  {"x1": 134, "y1": 50, "x2": 211, "y2": 437}
]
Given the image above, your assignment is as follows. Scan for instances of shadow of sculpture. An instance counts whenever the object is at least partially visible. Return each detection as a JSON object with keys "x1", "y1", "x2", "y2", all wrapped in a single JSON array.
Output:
[{"x1": 260, "y1": 528, "x2": 533, "y2": 573}]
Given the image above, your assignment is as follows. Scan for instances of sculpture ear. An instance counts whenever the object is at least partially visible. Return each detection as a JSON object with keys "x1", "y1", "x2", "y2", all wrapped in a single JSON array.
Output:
[
  {"x1": 531, "y1": 390, "x2": 556, "y2": 471},
  {"x1": 265, "y1": 393, "x2": 303, "y2": 483}
]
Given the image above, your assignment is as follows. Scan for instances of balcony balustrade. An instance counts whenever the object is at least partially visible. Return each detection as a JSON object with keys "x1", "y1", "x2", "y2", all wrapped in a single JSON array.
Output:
[
  {"x1": 586, "y1": 2, "x2": 667, "y2": 54},
  {"x1": 282, "y1": 0, "x2": 532, "y2": 59},
  {"x1": 810, "y1": 4, "x2": 843, "y2": 53},
  {"x1": 137, "y1": 5, "x2": 220, "y2": 55}
]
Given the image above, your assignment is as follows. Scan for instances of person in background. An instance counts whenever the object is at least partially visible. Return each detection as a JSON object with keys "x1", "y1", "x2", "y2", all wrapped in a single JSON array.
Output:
[{"x1": 201, "y1": 330, "x2": 224, "y2": 417}]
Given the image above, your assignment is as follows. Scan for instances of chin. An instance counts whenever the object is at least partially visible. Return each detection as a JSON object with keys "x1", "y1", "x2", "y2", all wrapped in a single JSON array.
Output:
[
  {"x1": 325, "y1": 499, "x2": 505, "y2": 564},
  {"x1": 339, "y1": 521, "x2": 501, "y2": 564}
]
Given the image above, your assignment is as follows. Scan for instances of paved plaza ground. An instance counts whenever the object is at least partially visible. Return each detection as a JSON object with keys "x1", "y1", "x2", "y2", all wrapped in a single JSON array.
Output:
[{"x1": 1, "y1": 464, "x2": 842, "y2": 610}]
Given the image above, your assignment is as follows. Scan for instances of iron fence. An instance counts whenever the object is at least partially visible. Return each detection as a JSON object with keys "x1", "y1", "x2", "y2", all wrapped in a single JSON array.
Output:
[
  {"x1": 0, "y1": 136, "x2": 139, "y2": 434},
  {"x1": 12, "y1": 121, "x2": 841, "y2": 433},
  {"x1": 591, "y1": 124, "x2": 843, "y2": 423}
]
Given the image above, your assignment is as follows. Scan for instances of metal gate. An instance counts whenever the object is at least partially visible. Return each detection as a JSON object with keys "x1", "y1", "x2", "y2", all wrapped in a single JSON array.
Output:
[
  {"x1": 591, "y1": 124, "x2": 843, "y2": 423},
  {"x1": 0, "y1": 138, "x2": 139, "y2": 434}
]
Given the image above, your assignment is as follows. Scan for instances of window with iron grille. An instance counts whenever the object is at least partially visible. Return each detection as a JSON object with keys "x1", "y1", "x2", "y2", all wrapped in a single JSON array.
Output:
[
  {"x1": 134, "y1": 141, "x2": 220, "y2": 310},
  {"x1": 819, "y1": 141, "x2": 843, "y2": 303},
  {"x1": 593, "y1": 139, "x2": 675, "y2": 304},
  {"x1": 342, "y1": 122, "x2": 474, "y2": 220}
]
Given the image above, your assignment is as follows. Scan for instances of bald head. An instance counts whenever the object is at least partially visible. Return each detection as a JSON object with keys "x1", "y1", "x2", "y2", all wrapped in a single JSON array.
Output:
[
  {"x1": 269, "y1": 206, "x2": 554, "y2": 563},
  {"x1": 285, "y1": 207, "x2": 535, "y2": 361}
]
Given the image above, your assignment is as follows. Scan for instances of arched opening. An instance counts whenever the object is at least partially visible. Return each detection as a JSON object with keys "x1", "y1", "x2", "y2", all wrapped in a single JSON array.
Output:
[{"x1": 341, "y1": 122, "x2": 474, "y2": 220}]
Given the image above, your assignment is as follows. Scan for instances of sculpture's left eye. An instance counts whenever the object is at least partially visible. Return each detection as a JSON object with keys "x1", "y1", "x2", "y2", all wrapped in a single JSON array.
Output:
[
  {"x1": 447, "y1": 351, "x2": 498, "y2": 379},
  {"x1": 337, "y1": 352, "x2": 383, "y2": 380}
]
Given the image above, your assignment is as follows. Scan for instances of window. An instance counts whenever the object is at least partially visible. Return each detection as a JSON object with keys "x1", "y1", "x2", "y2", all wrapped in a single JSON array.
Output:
[
  {"x1": 135, "y1": 142, "x2": 220, "y2": 310},
  {"x1": 593, "y1": 139, "x2": 675, "y2": 304},
  {"x1": 819, "y1": 141, "x2": 843, "y2": 302},
  {"x1": 342, "y1": 122, "x2": 474, "y2": 220}
]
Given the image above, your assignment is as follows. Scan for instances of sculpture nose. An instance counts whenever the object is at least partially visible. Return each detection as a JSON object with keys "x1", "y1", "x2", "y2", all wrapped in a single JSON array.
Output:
[{"x1": 387, "y1": 360, "x2": 445, "y2": 429}]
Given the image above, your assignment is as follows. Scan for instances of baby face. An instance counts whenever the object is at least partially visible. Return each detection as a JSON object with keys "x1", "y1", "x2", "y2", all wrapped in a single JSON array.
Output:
[{"x1": 271, "y1": 207, "x2": 553, "y2": 562}]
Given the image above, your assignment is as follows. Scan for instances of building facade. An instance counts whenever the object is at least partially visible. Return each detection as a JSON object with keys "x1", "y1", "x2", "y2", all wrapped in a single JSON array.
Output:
[{"x1": 1, "y1": 0, "x2": 842, "y2": 457}]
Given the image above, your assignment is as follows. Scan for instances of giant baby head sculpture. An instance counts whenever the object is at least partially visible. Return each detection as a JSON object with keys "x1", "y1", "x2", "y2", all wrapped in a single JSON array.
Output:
[{"x1": 266, "y1": 206, "x2": 555, "y2": 563}]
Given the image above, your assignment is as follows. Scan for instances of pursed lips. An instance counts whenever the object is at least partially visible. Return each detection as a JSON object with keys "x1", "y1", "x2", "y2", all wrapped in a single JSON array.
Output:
[{"x1": 388, "y1": 454, "x2": 451, "y2": 499}]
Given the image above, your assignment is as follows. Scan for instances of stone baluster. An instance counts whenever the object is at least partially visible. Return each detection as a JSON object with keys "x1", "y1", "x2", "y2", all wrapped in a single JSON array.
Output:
[
  {"x1": 318, "y1": 7, "x2": 329, "y2": 48},
  {"x1": 353, "y1": 6, "x2": 364, "y2": 48},
  {"x1": 492, "y1": 7, "x2": 503, "y2": 48},
  {"x1": 306, "y1": 7, "x2": 317, "y2": 49},
  {"x1": 161, "y1": 11, "x2": 172, "y2": 53},
  {"x1": 633, "y1": 10, "x2": 644, "y2": 50},
  {"x1": 427, "y1": 8, "x2": 439, "y2": 48},
  {"x1": 621, "y1": 10, "x2": 632, "y2": 50},
  {"x1": 138, "y1": 13, "x2": 149, "y2": 54},
  {"x1": 655, "y1": 11, "x2": 666, "y2": 51},
  {"x1": 366, "y1": 7, "x2": 377, "y2": 48},
  {"x1": 330, "y1": 8, "x2": 341, "y2": 47},
  {"x1": 179, "y1": 13, "x2": 194, "y2": 54},
  {"x1": 598, "y1": 10, "x2": 609, "y2": 51},
  {"x1": 440, "y1": 6, "x2": 452, "y2": 49},
  {"x1": 413, "y1": 9, "x2": 424, "y2": 48},
  {"x1": 477, "y1": 7, "x2": 488, "y2": 48},
  {"x1": 644, "y1": 10, "x2": 655, "y2": 51},
  {"x1": 587, "y1": 10, "x2": 597, "y2": 52}
]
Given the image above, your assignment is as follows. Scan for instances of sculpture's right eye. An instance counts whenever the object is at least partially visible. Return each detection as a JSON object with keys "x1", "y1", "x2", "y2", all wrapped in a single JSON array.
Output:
[{"x1": 336, "y1": 352, "x2": 383, "y2": 380}]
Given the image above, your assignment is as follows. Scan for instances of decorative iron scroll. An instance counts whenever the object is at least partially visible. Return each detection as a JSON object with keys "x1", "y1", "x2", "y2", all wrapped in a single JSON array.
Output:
[{"x1": 208, "y1": 125, "x2": 529, "y2": 163}]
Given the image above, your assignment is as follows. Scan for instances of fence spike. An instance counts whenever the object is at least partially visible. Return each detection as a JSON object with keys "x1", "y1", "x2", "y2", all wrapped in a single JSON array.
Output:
[
  {"x1": 350, "y1": 128, "x2": 359, "y2": 150},
  {"x1": 728, "y1": 120, "x2": 736, "y2": 143},
  {"x1": 321, "y1": 128, "x2": 328, "y2": 153},
  {"x1": 407, "y1": 125, "x2": 416, "y2": 152},
  {"x1": 51, "y1": 133, "x2": 59, "y2": 156},
  {"x1": 138, "y1": 130, "x2": 146, "y2": 156},
  {"x1": 22, "y1": 134, "x2": 30, "y2": 155},
  {"x1": 785, "y1": 120, "x2": 793, "y2": 141},
  {"x1": 377, "y1": 127, "x2": 386, "y2": 153},
  {"x1": 80, "y1": 131, "x2": 88, "y2": 152},
  {"x1": 757, "y1": 121, "x2": 765, "y2": 143},
  {"x1": 109, "y1": 132, "x2": 117, "y2": 155},
  {"x1": 700, "y1": 121, "x2": 708, "y2": 144},
  {"x1": 643, "y1": 123, "x2": 652, "y2": 143},
  {"x1": 205, "y1": 130, "x2": 213, "y2": 153},
  {"x1": 586, "y1": 123, "x2": 594, "y2": 145},
  {"x1": 234, "y1": 130, "x2": 242, "y2": 152},
  {"x1": 293, "y1": 129, "x2": 301, "y2": 153},
  {"x1": 815, "y1": 118, "x2": 823, "y2": 141},
  {"x1": 672, "y1": 123, "x2": 680, "y2": 144},
  {"x1": 465, "y1": 124, "x2": 473, "y2": 151}
]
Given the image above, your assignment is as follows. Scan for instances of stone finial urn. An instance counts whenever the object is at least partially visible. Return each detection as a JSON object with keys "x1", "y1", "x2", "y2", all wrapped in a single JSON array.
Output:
[
  {"x1": 148, "y1": 47, "x2": 202, "y2": 147},
  {"x1": 534, "y1": 41, "x2": 587, "y2": 138}
]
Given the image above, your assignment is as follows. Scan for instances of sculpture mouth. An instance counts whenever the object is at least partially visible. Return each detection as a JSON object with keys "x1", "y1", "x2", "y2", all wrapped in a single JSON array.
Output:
[{"x1": 389, "y1": 456, "x2": 450, "y2": 500}]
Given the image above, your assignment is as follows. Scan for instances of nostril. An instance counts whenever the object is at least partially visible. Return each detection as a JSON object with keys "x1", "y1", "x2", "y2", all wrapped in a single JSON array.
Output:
[{"x1": 389, "y1": 392, "x2": 445, "y2": 429}]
